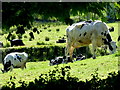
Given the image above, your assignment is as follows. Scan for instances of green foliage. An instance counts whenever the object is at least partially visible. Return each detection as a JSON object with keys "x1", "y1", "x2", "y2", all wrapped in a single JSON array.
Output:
[
  {"x1": 0, "y1": 45, "x2": 66, "y2": 62},
  {"x1": 1, "y1": 66, "x2": 119, "y2": 90},
  {"x1": 3, "y1": 2, "x2": 120, "y2": 31},
  {"x1": 10, "y1": 34, "x2": 16, "y2": 40},
  {"x1": 4, "y1": 42, "x2": 10, "y2": 47}
]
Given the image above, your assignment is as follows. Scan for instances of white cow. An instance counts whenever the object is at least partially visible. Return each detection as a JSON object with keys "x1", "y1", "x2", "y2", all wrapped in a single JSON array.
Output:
[
  {"x1": 65, "y1": 20, "x2": 117, "y2": 62},
  {"x1": 1, "y1": 52, "x2": 28, "y2": 73}
]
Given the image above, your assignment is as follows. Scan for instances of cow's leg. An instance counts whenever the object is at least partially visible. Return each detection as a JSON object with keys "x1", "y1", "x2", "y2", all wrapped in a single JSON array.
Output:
[
  {"x1": 24, "y1": 62, "x2": 27, "y2": 68},
  {"x1": 66, "y1": 42, "x2": 74, "y2": 62},
  {"x1": 21, "y1": 62, "x2": 26, "y2": 70},
  {"x1": 69, "y1": 46, "x2": 74, "y2": 62},
  {"x1": 92, "y1": 40, "x2": 97, "y2": 59}
]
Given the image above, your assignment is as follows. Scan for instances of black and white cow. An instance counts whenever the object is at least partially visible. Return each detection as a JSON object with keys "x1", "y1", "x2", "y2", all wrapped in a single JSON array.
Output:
[
  {"x1": 66, "y1": 20, "x2": 117, "y2": 62},
  {"x1": 1, "y1": 52, "x2": 28, "y2": 73}
]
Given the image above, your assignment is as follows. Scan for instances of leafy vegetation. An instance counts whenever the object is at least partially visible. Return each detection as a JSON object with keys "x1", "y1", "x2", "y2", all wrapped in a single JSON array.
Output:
[
  {"x1": 1, "y1": 66, "x2": 119, "y2": 90},
  {"x1": 2, "y1": 2, "x2": 120, "y2": 32}
]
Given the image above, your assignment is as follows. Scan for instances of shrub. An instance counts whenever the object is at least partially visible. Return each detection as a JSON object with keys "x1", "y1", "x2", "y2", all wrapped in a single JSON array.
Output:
[
  {"x1": 36, "y1": 42, "x2": 46, "y2": 45},
  {"x1": 0, "y1": 45, "x2": 66, "y2": 62},
  {"x1": 56, "y1": 29, "x2": 60, "y2": 32},
  {"x1": 48, "y1": 29, "x2": 51, "y2": 32},
  {"x1": 45, "y1": 37, "x2": 50, "y2": 41},
  {"x1": 4, "y1": 42, "x2": 10, "y2": 47},
  {"x1": 11, "y1": 34, "x2": 16, "y2": 40},
  {"x1": 1, "y1": 45, "x2": 110, "y2": 62},
  {"x1": 1, "y1": 66, "x2": 120, "y2": 90},
  {"x1": 18, "y1": 34, "x2": 22, "y2": 39},
  {"x1": 24, "y1": 35, "x2": 27, "y2": 38}
]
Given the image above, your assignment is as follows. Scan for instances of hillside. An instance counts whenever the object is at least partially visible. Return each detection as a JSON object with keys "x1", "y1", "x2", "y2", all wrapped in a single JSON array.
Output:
[
  {"x1": 0, "y1": 53, "x2": 118, "y2": 88},
  {"x1": 0, "y1": 22, "x2": 119, "y2": 89}
]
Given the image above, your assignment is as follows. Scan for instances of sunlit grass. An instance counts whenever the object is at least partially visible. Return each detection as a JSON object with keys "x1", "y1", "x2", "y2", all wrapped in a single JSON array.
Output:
[{"x1": 0, "y1": 53, "x2": 118, "y2": 88}]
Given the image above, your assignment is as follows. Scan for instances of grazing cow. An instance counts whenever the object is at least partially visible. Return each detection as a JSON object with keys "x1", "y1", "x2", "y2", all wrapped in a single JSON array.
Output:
[
  {"x1": 0, "y1": 41, "x2": 3, "y2": 48},
  {"x1": 1, "y1": 52, "x2": 28, "y2": 73},
  {"x1": 66, "y1": 20, "x2": 117, "y2": 62},
  {"x1": 10, "y1": 39, "x2": 25, "y2": 47}
]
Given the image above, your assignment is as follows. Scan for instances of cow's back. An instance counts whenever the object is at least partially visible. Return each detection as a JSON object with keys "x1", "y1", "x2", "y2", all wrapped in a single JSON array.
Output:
[{"x1": 11, "y1": 52, "x2": 28, "y2": 67}]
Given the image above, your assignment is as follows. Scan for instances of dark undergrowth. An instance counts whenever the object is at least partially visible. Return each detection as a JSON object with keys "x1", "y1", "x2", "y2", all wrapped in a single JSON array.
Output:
[{"x1": 1, "y1": 66, "x2": 120, "y2": 90}]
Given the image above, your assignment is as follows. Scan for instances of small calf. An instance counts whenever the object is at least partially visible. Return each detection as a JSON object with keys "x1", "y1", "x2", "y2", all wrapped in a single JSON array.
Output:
[{"x1": 1, "y1": 52, "x2": 28, "y2": 73}]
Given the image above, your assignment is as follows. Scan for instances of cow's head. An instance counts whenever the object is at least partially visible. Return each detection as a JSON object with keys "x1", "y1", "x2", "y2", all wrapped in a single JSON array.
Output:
[
  {"x1": 108, "y1": 41, "x2": 117, "y2": 54},
  {"x1": 1, "y1": 61, "x2": 11, "y2": 73}
]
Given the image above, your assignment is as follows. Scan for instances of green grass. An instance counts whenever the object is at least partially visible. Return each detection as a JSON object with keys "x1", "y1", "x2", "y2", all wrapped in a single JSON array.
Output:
[
  {"x1": 0, "y1": 53, "x2": 118, "y2": 88},
  {"x1": 0, "y1": 23, "x2": 67, "y2": 47}
]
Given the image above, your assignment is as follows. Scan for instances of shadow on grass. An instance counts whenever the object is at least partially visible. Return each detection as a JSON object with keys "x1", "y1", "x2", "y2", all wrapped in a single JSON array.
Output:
[{"x1": 1, "y1": 66, "x2": 120, "y2": 90}]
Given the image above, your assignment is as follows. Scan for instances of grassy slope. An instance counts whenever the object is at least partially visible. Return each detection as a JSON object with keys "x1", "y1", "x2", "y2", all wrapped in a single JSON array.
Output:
[
  {"x1": 0, "y1": 23, "x2": 67, "y2": 47},
  {"x1": 0, "y1": 54, "x2": 118, "y2": 88}
]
